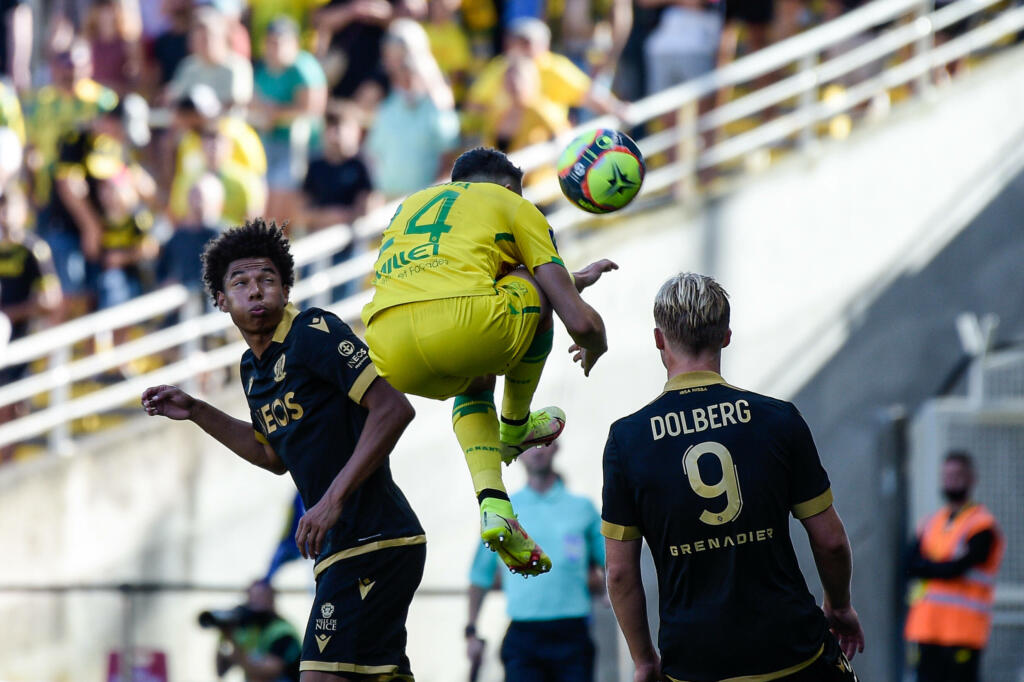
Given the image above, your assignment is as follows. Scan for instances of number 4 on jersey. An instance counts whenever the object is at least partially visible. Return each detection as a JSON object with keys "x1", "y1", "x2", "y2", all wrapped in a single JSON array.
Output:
[{"x1": 405, "y1": 189, "x2": 460, "y2": 244}]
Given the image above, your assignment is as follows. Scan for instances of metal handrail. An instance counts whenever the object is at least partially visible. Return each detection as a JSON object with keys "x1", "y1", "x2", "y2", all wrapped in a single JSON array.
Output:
[
  {"x1": 699, "y1": 6, "x2": 1024, "y2": 169},
  {"x1": 0, "y1": 224, "x2": 353, "y2": 372},
  {"x1": 0, "y1": 280, "x2": 372, "y2": 449},
  {"x1": 2, "y1": 0, "x2": 1020, "y2": 452},
  {"x1": 1, "y1": 286, "x2": 190, "y2": 369}
]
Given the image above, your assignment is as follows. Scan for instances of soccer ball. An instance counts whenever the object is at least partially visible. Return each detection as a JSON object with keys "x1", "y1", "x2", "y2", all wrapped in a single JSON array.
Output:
[{"x1": 557, "y1": 129, "x2": 645, "y2": 214}]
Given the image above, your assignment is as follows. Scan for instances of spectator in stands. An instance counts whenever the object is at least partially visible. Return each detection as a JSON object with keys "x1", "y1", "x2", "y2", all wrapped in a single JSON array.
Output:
[
  {"x1": 554, "y1": 0, "x2": 632, "y2": 77},
  {"x1": 164, "y1": 6, "x2": 253, "y2": 110},
  {"x1": 0, "y1": 185, "x2": 61, "y2": 463},
  {"x1": 302, "y1": 101, "x2": 376, "y2": 231},
  {"x1": 0, "y1": 81, "x2": 25, "y2": 146},
  {"x1": 774, "y1": 0, "x2": 808, "y2": 43},
  {"x1": 202, "y1": 0, "x2": 252, "y2": 59},
  {"x1": 167, "y1": 84, "x2": 266, "y2": 201},
  {"x1": 36, "y1": 94, "x2": 130, "y2": 315},
  {"x1": 905, "y1": 451, "x2": 1005, "y2": 682},
  {"x1": 464, "y1": 18, "x2": 627, "y2": 138},
  {"x1": 460, "y1": 0, "x2": 503, "y2": 61},
  {"x1": 314, "y1": 0, "x2": 426, "y2": 101},
  {"x1": 465, "y1": 442, "x2": 606, "y2": 682},
  {"x1": 0, "y1": 0, "x2": 32, "y2": 92},
  {"x1": 612, "y1": 1, "x2": 662, "y2": 102},
  {"x1": 253, "y1": 16, "x2": 327, "y2": 225},
  {"x1": 423, "y1": 0, "x2": 475, "y2": 104},
  {"x1": 84, "y1": 0, "x2": 143, "y2": 94},
  {"x1": 249, "y1": 0, "x2": 324, "y2": 59},
  {"x1": 365, "y1": 18, "x2": 460, "y2": 198},
  {"x1": 718, "y1": 0, "x2": 773, "y2": 87},
  {"x1": 91, "y1": 168, "x2": 158, "y2": 310},
  {"x1": 302, "y1": 101, "x2": 378, "y2": 298},
  {"x1": 140, "y1": 0, "x2": 172, "y2": 50},
  {"x1": 213, "y1": 580, "x2": 302, "y2": 682},
  {"x1": 158, "y1": 172, "x2": 222, "y2": 292},
  {"x1": 25, "y1": 41, "x2": 118, "y2": 208},
  {"x1": 642, "y1": 0, "x2": 723, "y2": 94},
  {"x1": 170, "y1": 120, "x2": 266, "y2": 227},
  {"x1": 483, "y1": 55, "x2": 568, "y2": 154},
  {"x1": 151, "y1": 0, "x2": 192, "y2": 88}
]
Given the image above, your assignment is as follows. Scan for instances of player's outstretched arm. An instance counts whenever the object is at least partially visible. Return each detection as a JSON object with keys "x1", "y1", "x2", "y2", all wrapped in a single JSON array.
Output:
[
  {"x1": 293, "y1": 377, "x2": 415, "y2": 559},
  {"x1": 141, "y1": 385, "x2": 287, "y2": 474},
  {"x1": 800, "y1": 506, "x2": 865, "y2": 659},
  {"x1": 606, "y1": 537, "x2": 663, "y2": 682},
  {"x1": 534, "y1": 262, "x2": 609, "y2": 376}
]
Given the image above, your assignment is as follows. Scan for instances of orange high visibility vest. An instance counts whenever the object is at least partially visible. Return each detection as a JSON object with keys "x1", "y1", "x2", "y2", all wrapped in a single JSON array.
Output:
[{"x1": 905, "y1": 503, "x2": 1004, "y2": 649}]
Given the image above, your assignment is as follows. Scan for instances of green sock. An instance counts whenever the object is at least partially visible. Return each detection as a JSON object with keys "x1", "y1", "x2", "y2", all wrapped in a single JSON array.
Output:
[
  {"x1": 452, "y1": 392, "x2": 506, "y2": 496},
  {"x1": 500, "y1": 328, "x2": 553, "y2": 437}
]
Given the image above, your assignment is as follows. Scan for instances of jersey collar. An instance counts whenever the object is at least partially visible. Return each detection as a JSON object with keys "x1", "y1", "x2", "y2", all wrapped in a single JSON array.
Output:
[
  {"x1": 271, "y1": 303, "x2": 300, "y2": 344},
  {"x1": 664, "y1": 371, "x2": 727, "y2": 392}
]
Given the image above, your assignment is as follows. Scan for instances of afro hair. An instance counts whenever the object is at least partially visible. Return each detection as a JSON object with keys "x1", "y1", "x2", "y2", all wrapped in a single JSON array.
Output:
[{"x1": 201, "y1": 219, "x2": 295, "y2": 303}]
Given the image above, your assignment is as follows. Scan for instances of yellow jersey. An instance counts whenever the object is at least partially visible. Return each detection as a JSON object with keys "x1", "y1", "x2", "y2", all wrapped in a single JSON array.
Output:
[
  {"x1": 361, "y1": 181, "x2": 564, "y2": 324},
  {"x1": 175, "y1": 116, "x2": 267, "y2": 180},
  {"x1": 465, "y1": 52, "x2": 591, "y2": 128}
]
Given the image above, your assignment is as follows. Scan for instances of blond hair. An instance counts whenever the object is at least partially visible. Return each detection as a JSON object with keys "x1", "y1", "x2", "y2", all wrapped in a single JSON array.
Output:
[{"x1": 654, "y1": 272, "x2": 730, "y2": 353}]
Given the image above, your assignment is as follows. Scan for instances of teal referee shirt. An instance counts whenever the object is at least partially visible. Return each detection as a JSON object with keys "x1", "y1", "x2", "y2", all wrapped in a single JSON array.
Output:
[{"x1": 469, "y1": 480, "x2": 604, "y2": 621}]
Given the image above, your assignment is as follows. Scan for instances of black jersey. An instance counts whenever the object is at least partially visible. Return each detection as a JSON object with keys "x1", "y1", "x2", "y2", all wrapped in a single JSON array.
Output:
[
  {"x1": 48, "y1": 129, "x2": 123, "y2": 236},
  {"x1": 0, "y1": 236, "x2": 46, "y2": 339},
  {"x1": 601, "y1": 371, "x2": 834, "y2": 681},
  {"x1": 241, "y1": 304, "x2": 424, "y2": 575}
]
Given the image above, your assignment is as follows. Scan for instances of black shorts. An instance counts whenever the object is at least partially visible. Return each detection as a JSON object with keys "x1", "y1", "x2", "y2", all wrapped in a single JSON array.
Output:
[
  {"x1": 725, "y1": 0, "x2": 774, "y2": 26},
  {"x1": 300, "y1": 543, "x2": 426, "y2": 679},
  {"x1": 779, "y1": 632, "x2": 859, "y2": 682}
]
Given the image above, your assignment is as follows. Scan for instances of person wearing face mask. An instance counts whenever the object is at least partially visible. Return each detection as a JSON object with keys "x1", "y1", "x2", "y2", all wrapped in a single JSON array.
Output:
[{"x1": 905, "y1": 451, "x2": 1005, "y2": 682}]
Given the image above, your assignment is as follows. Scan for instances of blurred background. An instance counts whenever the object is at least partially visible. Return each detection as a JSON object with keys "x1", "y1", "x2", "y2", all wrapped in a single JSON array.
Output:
[{"x1": 0, "y1": 0, "x2": 1023, "y2": 679}]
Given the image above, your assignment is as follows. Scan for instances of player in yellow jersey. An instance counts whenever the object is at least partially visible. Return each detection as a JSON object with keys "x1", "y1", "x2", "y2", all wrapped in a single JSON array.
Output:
[{"x1": 362, "y1": 147, "x2": 615, "y2": 577}]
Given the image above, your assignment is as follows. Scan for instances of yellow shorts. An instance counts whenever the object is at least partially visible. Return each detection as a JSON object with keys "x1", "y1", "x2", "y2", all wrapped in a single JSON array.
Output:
[{"x1": 366, "y1": 275, "x2": 542, "y2": 400}]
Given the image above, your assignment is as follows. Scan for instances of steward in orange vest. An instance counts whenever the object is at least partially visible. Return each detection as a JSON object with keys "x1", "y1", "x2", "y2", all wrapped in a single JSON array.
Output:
[{"x1": 904, "y1": 452, "x2": 1004, "y2": 682}]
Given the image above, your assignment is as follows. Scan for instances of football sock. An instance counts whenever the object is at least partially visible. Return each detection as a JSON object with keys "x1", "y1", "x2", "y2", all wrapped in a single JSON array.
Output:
[
  {"x1": 452, "y1": 391, "x2": 506, "y2": 497},
  {"x1": 479, "y1": 496, "x2": 516, "y2": 520},
  {"x1": 477, "y1": 488, "x2": 509, "y2": 504},
  {"x1": 500, "y1": 328, "x2": 553, "y2": 441}
]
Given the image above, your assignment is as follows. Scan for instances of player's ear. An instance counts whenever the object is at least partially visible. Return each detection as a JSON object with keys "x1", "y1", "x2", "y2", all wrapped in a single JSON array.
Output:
[
  {"x1": 721, "y1": 329, "x2": 732, "y2": 349},
  {"x1": 654, "y1": 327, "x2": 665, "y2": 350},
  {"x1": 215, "y1": 291, "x2": 228, "y2": 312}
]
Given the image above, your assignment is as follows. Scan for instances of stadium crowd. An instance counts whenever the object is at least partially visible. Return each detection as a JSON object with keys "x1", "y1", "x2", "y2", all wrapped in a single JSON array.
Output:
[{"x1": 0, "y1": 0, "x2": 871, "y2": 463}]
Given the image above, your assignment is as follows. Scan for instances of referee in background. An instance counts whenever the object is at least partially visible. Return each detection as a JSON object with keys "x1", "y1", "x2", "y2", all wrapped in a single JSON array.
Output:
[{"x1": 601, "y1": 272, "x2": 864, "y2": 682}]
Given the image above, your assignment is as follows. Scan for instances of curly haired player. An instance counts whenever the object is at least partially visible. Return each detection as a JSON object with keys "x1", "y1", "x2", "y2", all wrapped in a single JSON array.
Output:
[{"x1": 143, "y1": 219, "x2": 424, "y2": 681}]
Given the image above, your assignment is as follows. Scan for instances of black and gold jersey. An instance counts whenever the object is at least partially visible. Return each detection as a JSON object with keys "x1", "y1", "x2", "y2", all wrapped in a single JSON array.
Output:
[
  {"x1": 48, "y1": 128, "x2": 126, "y2": 236},
  {"x1": 102, "y1": 209, "x2": 153, "y2": 251},
  {"x1": 241, "y1": 305, "x2": 424, "y2": 573},
  {"x1": 0, "y1": 236, "x2": 47, "y2": 339},
  {"x1": 602, "y1": 371, "x2": 833, "y2": 682}
]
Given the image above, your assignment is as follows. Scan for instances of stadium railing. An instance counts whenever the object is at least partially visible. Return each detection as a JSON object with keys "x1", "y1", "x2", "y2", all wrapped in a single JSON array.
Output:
[{"x1": 2, "y1": 0, "x2": 1023, "y2": 456}]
